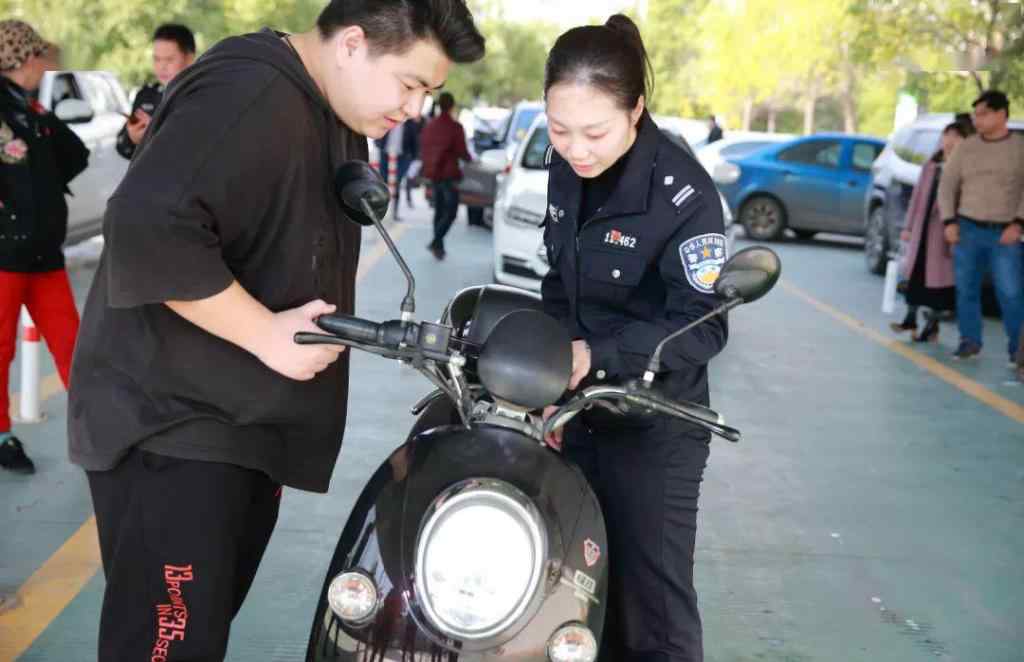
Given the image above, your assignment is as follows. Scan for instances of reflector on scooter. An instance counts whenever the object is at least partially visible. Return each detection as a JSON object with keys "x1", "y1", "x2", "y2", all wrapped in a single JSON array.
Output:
[
  {"x1": 327, "y1": 571, "x2": 379, "y2": 624},
  {"x1": 547, "y1": 623, "x2": 598, "y2": 662}
]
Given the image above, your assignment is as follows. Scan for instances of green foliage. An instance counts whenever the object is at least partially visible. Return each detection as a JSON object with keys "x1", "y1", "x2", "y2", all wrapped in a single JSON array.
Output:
[{"x1": 1, "y1": 0, "x2": 1021, "y2": 134}]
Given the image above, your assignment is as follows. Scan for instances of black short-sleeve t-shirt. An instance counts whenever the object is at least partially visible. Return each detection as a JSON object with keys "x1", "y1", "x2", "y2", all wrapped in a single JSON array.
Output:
[{"x1": 68, "y1": 30, "x2": 368, "y2": 493}]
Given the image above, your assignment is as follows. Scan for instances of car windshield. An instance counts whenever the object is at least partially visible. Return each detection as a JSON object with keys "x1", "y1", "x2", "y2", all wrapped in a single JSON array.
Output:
[
  {"x1": 500, "y1": 107, "x2": 542, "y2": 145},
  {"x1": 521, "y1": 124, "x2": 551, "y2": 170},
  {"x1": 895, "y1": 129, "x2": 941, "y2": 165}
]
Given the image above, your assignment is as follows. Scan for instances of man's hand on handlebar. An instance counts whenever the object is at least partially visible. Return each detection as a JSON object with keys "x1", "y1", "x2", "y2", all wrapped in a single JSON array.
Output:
[{"x1": 257, "y1": 300, "x2": 347, "y2": 381}]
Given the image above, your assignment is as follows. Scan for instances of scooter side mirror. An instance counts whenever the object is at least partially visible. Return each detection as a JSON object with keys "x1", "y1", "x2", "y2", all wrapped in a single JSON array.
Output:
[
  {"x1": 333, "y1": 160, "x2": 415, "y2": 316},
  {"x1": 334, "y1": 161, "x2": 391, "y2": 227},
  {"x1": 714, "y1": 246, "x2": 781, "y2": 304}
]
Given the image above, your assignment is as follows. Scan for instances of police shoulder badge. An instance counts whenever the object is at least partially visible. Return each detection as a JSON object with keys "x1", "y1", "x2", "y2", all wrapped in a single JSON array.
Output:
[{"x1": 679, "y1": 233, "x2": 727, "y2": 293}]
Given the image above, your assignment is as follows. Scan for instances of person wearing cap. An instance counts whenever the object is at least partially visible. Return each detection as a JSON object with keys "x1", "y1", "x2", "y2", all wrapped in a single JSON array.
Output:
[
  {"x1": 116, "y1": 23, "x2": 196, "y2": 160},
  {"x1": 938, "y1": 90, "x2": 1024, "y2": 366},
  {"x1": 0, "y1": 19, "x2": 89, "y2": 474}
]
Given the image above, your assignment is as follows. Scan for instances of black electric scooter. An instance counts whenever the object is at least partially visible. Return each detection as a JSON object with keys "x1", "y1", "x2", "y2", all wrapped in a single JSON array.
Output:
[{"x1": 300, "y1": 161, "x2": 781, "y2": 662}]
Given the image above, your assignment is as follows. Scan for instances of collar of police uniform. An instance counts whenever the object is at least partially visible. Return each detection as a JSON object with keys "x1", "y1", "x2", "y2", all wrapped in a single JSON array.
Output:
[{"x1": 595, "y1": 110, "x2": 660, "y2": 219}]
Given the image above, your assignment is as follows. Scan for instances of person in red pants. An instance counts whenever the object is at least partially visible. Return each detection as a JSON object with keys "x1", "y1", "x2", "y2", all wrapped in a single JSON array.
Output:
[{"x1": 0, "y1": 20, "x2": 89, "y2": 474}]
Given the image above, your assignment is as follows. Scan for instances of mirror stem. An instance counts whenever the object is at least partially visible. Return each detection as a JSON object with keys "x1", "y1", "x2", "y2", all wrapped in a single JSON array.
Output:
[
  {"x1": 360, "y1": 198, "x2": 416, "y2": 319},
  {"x1": 642, "y1": 297, "x2": 742, "y2": 387}
]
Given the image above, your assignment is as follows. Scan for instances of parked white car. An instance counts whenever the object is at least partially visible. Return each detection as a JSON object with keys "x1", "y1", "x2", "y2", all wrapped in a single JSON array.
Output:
[
  {"x1": 493, "y1": 114, "x2": 735, "y2": 290},
  {"x1": 695, "y1": 131, "x2": 794, "y2": 182},
  {"x1": 39, "y1": 70, "x2": 131, "y2": 245}
]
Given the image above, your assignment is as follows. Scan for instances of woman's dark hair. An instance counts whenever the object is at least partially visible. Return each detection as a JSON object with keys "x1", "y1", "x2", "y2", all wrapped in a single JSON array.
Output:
[
  {"x1": 932, "y1": 122, "x2": 969, "y2": 162},
  {"x1": 317, "y1": 0, "x2": 485, "y2": 64},
  {"x1": 153, "y1": 24, "x2": 196, "y2": 55},
  {"x1": 544, "y1": 14, "x2": 654, "y2": 113}
]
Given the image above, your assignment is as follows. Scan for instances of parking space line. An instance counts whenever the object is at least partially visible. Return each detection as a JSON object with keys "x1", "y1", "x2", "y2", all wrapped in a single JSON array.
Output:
[
  {"x1": 0, "y1": 221, "x2": 409, "y2": 660},
  {"x1": 782, "y1": 280, "x2": 1024, "y2": 424}
]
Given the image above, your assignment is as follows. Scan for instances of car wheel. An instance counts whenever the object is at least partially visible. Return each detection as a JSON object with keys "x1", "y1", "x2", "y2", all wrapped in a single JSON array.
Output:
[
  {"x1": 740, "y1": 195, "x2": 786, "y2": 241},
  {"x1": 793, "y1": 229, "x2": 817, "y2": 240},
  {"x1": 467, "y1": 206, "x2": 486, "y2": 226},
  {"x1": 864, "y1": 205, "x2": 888, "y2": 275}
]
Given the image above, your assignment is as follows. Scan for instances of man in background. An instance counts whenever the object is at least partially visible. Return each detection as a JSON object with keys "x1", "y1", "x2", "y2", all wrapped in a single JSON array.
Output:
[
  {"x1": 420, "y1": 91, "x2": 471, "y2": 260},
  {"x1": 116, "y1": 23, "x2": 195, "y2": 160}
]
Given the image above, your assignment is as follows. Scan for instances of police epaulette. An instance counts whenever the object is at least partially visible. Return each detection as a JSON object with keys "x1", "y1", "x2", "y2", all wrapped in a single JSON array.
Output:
[{"x1": 544, "y1": 144, "x2": 555, "y2": 167}]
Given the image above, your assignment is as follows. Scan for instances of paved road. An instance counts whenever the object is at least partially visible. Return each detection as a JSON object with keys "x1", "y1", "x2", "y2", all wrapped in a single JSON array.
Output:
[{"x1": 2, "y1": 198, "x2": 1022, "y2": 661}]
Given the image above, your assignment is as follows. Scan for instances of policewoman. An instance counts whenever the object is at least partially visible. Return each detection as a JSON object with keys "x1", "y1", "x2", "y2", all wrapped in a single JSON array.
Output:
[{"x1": 540, "y1": 15, "x2": 728, "y2": 662}]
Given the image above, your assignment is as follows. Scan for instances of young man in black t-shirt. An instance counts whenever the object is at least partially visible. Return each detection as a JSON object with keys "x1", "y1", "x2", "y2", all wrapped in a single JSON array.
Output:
[{"x1": 69, "y1": 2, "x2": 484, "y2": 658}]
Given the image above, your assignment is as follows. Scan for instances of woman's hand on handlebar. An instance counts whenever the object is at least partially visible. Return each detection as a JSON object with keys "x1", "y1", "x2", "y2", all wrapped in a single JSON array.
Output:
[
  {"x1": 569, "y1": 340, "x2": 591, "y2": 390},
  {"x1": 257, "y1": 300, "x2": 347, "y2": 381},
  {"x1": 542, "y1": 405, "x2": 563, "y2": 450}
]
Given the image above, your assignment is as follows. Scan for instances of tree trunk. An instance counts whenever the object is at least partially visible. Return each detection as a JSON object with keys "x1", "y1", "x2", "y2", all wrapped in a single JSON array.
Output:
[
  {"x1": 803, "y1": 95, "x2": 816, "y2": 135},
  {"x1": 839, "y1": 43, "x2": 859, "y2": 134},
  {"x1": 767, "y1": 107, "x2": 777, "y2": 133},
  {"x1": 742, "y1": 98, "x2": 755, "y2": 131},
  {"x1": 842, "y1": 95, "x2": 857, "y2": 134}
]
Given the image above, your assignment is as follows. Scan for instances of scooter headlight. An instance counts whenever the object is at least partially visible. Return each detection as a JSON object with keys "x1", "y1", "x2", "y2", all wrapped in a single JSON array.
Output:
[
  {"x1": 326, "y1": 571, "x2": 378, "y2": 624},
  {"x1": 415, "y1": 480, "x2": 547, "y2": 640},
  {"x1": 547, "y1": 623, "x2": 598, "y2": 662}
]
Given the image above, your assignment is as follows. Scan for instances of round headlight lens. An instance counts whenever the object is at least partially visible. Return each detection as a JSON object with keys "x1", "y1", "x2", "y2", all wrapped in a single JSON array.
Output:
[
  {"x1": 326, "y1": 571, "x2": 378, "y2": 624},
  {"x1": 415, "y1": 483, "x2": 545, "y2": 640},
  {"x1": 547, "y1": 623, "x2": 598, "y2": 662}
]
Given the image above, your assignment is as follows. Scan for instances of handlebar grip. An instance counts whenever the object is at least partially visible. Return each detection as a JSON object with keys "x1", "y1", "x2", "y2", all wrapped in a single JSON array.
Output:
[
  {"x1": 316, "y1": 314, "x2": 380, "y2": 344},
  {"x1": 672, "y1": 400, "x2": 724, "y2": 426}
]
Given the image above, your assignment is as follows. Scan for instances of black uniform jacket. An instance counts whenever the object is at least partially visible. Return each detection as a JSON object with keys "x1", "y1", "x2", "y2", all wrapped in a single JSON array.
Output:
[
  {"x1": 116, "y1": 81, "x2": 164, "y2": 160},
  {"x1": 541, "y1": 111, "x2": 729, "y2": 428}
]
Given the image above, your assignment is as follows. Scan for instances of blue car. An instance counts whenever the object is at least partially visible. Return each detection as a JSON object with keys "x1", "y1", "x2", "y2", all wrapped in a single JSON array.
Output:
[{"x1": 714, "y1": 133, "x2": 886, "y2": 241}]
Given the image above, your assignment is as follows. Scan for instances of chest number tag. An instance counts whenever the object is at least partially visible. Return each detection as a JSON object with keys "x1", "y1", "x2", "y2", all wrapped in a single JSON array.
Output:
[
  {"x1": 604, "y1": 229, "x2": 637, "y2": 249},
  {"x1": 680, "y1": 233, "x2": 727, "y2": 293}
]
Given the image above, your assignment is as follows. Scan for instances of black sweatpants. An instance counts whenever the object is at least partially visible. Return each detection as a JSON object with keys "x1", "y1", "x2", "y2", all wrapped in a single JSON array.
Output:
[
  {"x1": 564, "y1": 418, "x2": 711, "y2": 662},
  {"x1": 87, "y1": 450, "x2": 281, "y2": 662}
]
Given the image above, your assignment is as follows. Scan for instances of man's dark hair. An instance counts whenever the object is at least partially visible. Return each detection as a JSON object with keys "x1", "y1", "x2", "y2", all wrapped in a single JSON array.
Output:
[
  {"x1": 972, "y1": 89, "x2": 1010, "y2": 116},
  {"x1": 437, "y1": 91, "x2": 455, "y2": 113},
  {"x1": 153, "y1": 24, "x2": 196, "y2": 55},
  {"x1": 317, "y1": 0, "x2": 485, "y2": 64}
]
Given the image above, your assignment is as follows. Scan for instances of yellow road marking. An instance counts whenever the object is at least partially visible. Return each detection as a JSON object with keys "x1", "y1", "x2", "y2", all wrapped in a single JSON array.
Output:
[
  {"x1": 782, "y1": 280, "x2": 1024, "y2": 424},
  {"x1": 357, "y1": 221, "x2": 409, "y2": 280},
  {"x1": 0, "y1": 220, "x2": 409, "y2": 660},
  {"x1": 0, "y1": 518, "x2": 98, "y2": 661}
]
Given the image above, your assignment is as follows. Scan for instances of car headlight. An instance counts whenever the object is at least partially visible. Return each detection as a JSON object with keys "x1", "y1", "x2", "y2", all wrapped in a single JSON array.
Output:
[
  {"x1": 506, "y1": 205, "x2": 545, "y2": 227},
  {"x1": 547, "y1": 623, "x2": 598, "y2": 662},
  {"x1": 326, "y1": 571, "x2": 379, "y2": 625},
  {"x1": 415, "y1": 480, "x2": 547, "y2": 641},
  {"x1": 712, "y1": 161, "x2": 741, "y2": 185}
]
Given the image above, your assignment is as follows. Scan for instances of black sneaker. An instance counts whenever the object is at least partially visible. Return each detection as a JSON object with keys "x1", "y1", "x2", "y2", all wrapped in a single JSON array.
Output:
[
  {"x1": 0, "y1": 436, "x2": 35, "y2": 474},
  {"x1": 427, "y1": 243, "x2": 446, "y2": 261},
  {"x1": 952, "y1": 340, "x2": 981, "y2": 360}
]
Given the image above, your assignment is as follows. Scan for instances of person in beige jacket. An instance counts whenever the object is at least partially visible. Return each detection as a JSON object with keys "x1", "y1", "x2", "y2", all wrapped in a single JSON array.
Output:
[{"x1": 938, "y1": 90, "x2": 1024, "y2": 366}]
